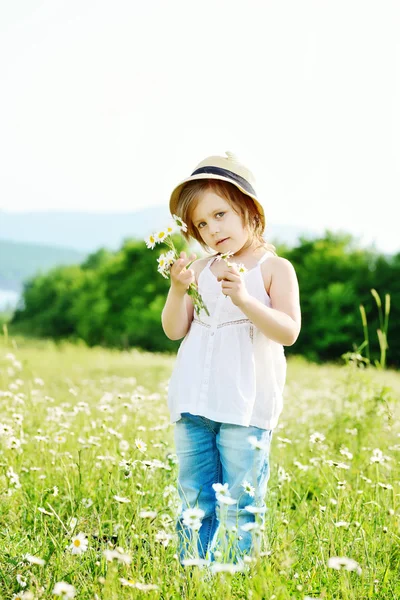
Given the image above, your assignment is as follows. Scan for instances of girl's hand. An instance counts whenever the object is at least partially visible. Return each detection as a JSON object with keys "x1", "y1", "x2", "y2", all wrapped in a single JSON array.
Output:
[
  {"x1": 170, "y1": 251, "x2": 197, "y2": 295},
  {"x1": 217, "y1": 265, "x2": 250, "y2": 306}
]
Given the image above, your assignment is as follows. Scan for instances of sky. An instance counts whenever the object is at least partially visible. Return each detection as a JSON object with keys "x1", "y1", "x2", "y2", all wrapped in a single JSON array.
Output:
[{"x1": 0, "y1": 0, "x2": 399, "y2": 253}]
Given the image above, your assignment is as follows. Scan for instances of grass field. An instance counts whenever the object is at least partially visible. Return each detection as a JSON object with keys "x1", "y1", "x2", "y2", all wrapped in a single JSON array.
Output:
[{"x1": 0, "y1": 333, "x2": 399, "y2": 599}]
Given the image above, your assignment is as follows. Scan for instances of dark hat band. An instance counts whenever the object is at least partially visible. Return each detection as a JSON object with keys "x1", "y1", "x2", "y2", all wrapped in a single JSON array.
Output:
[{"x1": 191, "y1": 166, "x2": 257, "y2": 198}]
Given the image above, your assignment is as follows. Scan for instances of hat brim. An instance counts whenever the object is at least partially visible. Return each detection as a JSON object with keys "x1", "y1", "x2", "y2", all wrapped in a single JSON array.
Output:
[{"x1": 169, "y1": 173, "x2": 265, "y2": 230}]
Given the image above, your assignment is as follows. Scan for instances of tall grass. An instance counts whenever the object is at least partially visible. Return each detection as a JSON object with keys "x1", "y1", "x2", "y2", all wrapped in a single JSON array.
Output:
[{"x1": 0, "y1": 334, "x2": 399, "y2": 599}]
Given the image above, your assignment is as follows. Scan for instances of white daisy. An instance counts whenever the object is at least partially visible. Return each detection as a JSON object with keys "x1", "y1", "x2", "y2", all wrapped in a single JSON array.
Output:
[
  {"x1": 310, "y1": 432, "x2": 325, "y2": 444},
  {"x1": 248, "y1": 435, "x2": 269, "y2": 451},
  {"x1": 328, "y1": 556, "x2": 362, "y2": 575},
  {"x1": 139, "y1": 510, "x2": 157, "y2": 519},
  {"x1": 211, "y1": 562, "x2": 245, "y2": 574},
  {"x1": 242, "y1": 480, "x2": 255, "y2": 497},
  {"x1": 81, "y1": 498, "x2": 93, "y2": 508},
  {"x1": 135, "y1": 438, "x2": 147, "y2": 453},
  {"x1": 68, "y1": 532, "x2": 88, "y2": 555},
  {"x1": 244, "y1": 505, "x2": 266, "y2": 514},
  {"x1": 212, "y1": 482, "x2": 230, "y2": 496},
  {"x1": 145, "y1": 233, "x2": 157, "y2": 249},
  {"x1": 23, "y1": 554, "x2": 46, "y2": 566},
  {"x1": 154, "y1": 229, "x2": 168, "y2": 243},
  {"x1": 53, "y1": 581, "x2": 76, "y2": 598},
  {"x1": 113, "y1": 495, "x2": 130, "y2": 503},
  {"x1": 172, "y1": 214, "x2": 188, "y2": 232},
  {"x1": 182, "y1": 507, "x2": 205, "y2": 530},
  {"x1": 216, "y1": 494, "x2": 237, "y2": 505},
  {"x1": 103, "y1": 548, "x2": 132, "y2": 564}
]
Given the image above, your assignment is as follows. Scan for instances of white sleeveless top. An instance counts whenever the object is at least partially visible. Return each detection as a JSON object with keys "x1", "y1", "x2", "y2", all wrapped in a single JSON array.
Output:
[{"x1": 167, "y1": 252, "x2": 287, "y2": 430}]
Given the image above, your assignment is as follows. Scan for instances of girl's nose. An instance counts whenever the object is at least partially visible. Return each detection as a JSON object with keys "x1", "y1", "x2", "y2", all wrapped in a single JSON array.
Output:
[{"x1": 209, "y1": 223, "x2": 220, "y2": 235}]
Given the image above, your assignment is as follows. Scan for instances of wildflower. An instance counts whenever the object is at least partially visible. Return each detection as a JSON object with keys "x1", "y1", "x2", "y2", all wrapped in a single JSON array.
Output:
[
  {"x1": 242, "y1": 480, "x2": 255, "y2": 497},
  {"x1": 157, "y1": 250, "x2": 176, "y2": 279},
  {"x1": 182, "y1": 558, "x2": 211, "y2": 567},
  {"x1": 277, "y1": 437, "x2": 292, "y2": 445},
  {"x1": 6, "y1": 436, "x2": 21, "y2": 450},
  {"x1": 328, "y1": 556, "x2": 362, "y2": 575},
  {"x1": 16, "y1": 573, "x2": 27, "y2": 588},
  {"x1": 241, "y1": 522, "x2": 261, "y2": 532},
  {"x1": 172, "y1": 214, "x2": 188, "y2": 232},
  {"x1": 68, "y1": 532, "x2": 88, "y2": 555},
  {"x1": 12, "y1": 593, "x2": 34, "y2": 600},
  {"x1": 154, "y1": 229, "x2": 168, "y2": 243},
  {"x1": 119, "y1": 439, "x2": 129, "y2": 452},
  {"x1": 340, "y1": 447, "x2": 353, "y2": 460},
  {"x1": 278, "y1": 466, "x2": 291, "y2": 482},
  {"x1": 135, "y1": 582, "x2": 159, "y2": 591},
  {"x1": 6, "y1": 467, "x2": 21, "y2": 488},
  {"x1": 212, "y1": 483, "x2": 230, "y2": 496},
  {"x1": 217, "y1": 494, "x2": 237, "y2": 505},
  {"x1": 325, "y1": 460, "x2": 350, "y2": 470},
  {"x1": 377, "y1": 482, "x2": 393, "y2": 490},
  {"x1": 370, "y1": 448, "x2": 387, "y2": 463},
  {"x1": 337, "y1": 481, "x2": 346, "y2": 490},
  {"x1": 248, "y1": 435, "x2": 269, "y2": 451},
  {"x1": 244, "y1": 505, "x2": 266, "y2": 514},
  {"x1": 334, "y1": 521, "x2": 350, "y2": 528},
  {"x1": 155, "y1": 530, "x2": 174, "y2": 547},
  {"x1": 81, "y1": 498, "x2": 93, "y2": 508},
  {"x1": 345, "y1": 428, "x2": 358, "y2": 436},
  {"x1": 113, "y1": 495, "x2": 130, "y2": 503},
  {"x1": 37, "y1": 507, "x2": 53, "y2": 516},
  {"x1": 119, "y1": 578, "x2": 136, "y2": 588},
  {"x1": 103, "y1": 548, "x2": 132, "y2": 564},
  {"x1": 145, "y1": 233, "x2": 156, "y2": 249},
  {"x1": 293, "y1": 460, "x2": 310, "y2": 471},
  {"x1": 310, "y1": 432, "x2": 325, "y2": 444},
  {"x1": 23, "y1": 554, "x2": 46, "y2": 566},
  {"x1": 135, "y1": 438, "x2": 147, "y2": 453},
  {"x1": 53, "y1": 581, "x2": 76, "y2": 598},
  {"x1": 211, "y1": 562, "x2": 245, "y2": 574},
  {"x1": 68, "y1": 517, "x2": 78, "y2": 531},
  {"x1": 216, "y1": 251, "x2": 235, "y2": 263},
  {"x1": 139, "y1": 510, "x2": 157, "y2": 519},
  {"x1": 182, "y1": 507, "x2": 205, "y2": 530}
]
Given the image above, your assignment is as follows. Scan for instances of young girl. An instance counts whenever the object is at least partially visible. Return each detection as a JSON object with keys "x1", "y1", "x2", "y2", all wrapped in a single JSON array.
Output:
[{"x1": 161, "y1": 151, "x2": 301, "y2": 563}]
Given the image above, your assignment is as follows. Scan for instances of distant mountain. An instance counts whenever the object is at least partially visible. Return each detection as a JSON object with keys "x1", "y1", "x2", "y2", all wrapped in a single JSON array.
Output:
[
  {"x1": 0, "y1": 208, "x2": 320, "y2": 253},
  {"x1": 0, "y1": 239, "x2": 87, "y2": 293}
]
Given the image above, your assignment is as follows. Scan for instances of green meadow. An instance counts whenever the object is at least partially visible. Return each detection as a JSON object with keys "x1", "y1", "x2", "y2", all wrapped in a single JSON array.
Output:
[{"x1": 0, "y1": 333, "x2": 399, "y2": 599}]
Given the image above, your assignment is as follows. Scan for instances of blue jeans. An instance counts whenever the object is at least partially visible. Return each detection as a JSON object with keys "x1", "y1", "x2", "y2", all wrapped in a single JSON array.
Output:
[{"x1": 174, "y1": 412, "x2": 273, "y2": 562}]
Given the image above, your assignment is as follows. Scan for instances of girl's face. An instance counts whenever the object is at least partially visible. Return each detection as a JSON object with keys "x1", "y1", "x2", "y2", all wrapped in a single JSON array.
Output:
[{"x1": 191, "y1": 190, "x2": 249, "y2": 253}]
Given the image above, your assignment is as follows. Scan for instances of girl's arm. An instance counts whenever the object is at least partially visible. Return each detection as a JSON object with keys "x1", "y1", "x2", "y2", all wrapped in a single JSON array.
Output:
[
  {"x1": 161, "y1": 252, "x2": 201, "y2": 340},
  {"x1": 241, "y1": 257, "x2": 301, "y2": 345},
  {"x1": 218, "y1": 257, "x2": 301, "y2": 346}
]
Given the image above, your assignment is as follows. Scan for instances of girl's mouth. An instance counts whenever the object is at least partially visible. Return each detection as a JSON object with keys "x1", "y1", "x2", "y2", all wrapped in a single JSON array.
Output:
[{"x1": 216, "y1": 238, "x2": 229, "y2": 245}]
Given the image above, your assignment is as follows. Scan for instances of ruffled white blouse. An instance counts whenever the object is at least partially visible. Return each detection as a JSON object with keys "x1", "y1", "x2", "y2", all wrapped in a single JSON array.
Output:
[{"x1": 167, "y1": 252, "x2": 287, "y2": 430}]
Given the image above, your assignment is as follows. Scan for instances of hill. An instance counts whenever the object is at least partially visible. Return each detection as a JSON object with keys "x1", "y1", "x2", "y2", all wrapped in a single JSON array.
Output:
[{"x1": 0, "y1": 239, "x2": 87, "y2": 293}]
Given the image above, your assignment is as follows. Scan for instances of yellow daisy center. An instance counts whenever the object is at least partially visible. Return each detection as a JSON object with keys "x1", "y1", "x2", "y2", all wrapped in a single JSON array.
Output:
[
  {"x1": 74, "y1": 539, "x2": 81, "y2": 547},
  {"x1": 157, "y1": 231, "x2": 165, "y2": 239}
]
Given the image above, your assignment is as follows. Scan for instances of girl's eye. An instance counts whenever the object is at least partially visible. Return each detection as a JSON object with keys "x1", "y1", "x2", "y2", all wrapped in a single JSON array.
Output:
[{"x1": 197, "y1": 212, "x2": 225, "y2": 229}]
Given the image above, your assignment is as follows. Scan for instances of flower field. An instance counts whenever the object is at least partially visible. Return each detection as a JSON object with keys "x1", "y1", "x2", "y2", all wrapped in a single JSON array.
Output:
[{"x1": 1, "y1": 334, "x2": 399, "y2": 599}]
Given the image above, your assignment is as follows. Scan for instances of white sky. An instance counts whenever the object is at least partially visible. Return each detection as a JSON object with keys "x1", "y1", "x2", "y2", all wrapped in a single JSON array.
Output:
[{"x1": 0, "y1": 0, "x2": 399, "y2": 253}]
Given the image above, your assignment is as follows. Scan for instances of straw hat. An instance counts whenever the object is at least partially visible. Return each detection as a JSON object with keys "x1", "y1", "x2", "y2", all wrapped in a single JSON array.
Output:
[{"x1": 169, "y1": 151, "x2": 265, "y2": 229}]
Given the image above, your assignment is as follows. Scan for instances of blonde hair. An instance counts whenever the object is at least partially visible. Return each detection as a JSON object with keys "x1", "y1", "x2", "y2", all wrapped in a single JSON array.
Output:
[{"x1": 175, "y1": 179, "x2": 277, "y2": 255}]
